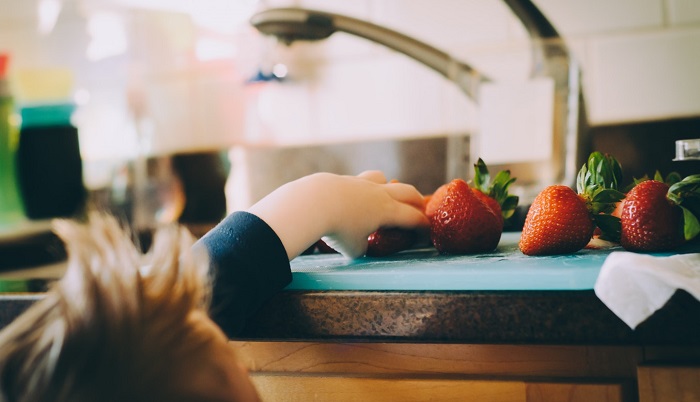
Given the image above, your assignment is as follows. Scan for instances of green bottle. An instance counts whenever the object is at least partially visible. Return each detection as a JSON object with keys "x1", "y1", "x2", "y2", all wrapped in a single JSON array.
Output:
[{"x1": 0, "y1": 54, "x2": 25, "y2": 227}]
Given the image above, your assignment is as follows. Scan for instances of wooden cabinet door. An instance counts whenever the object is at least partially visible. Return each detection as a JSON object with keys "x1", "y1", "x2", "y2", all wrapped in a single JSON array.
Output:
[
  {"x1": 251, "y1": 375, "x2": 631, "y2": 402},
  {"x1": 638, "y1": 365, "x2": 700, "y2": 402}
]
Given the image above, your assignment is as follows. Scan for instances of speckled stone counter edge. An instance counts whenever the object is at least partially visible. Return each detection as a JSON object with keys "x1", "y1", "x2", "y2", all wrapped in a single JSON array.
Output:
[
  {"x1": 239, "y1": 289, "x2": 700, "y2": 345},
  {"x1": 1, "y1": 291, "x2": 698, "y2": 345}
]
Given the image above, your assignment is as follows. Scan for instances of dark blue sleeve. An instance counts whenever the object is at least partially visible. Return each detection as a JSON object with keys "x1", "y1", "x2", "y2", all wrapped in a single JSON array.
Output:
[{"x1": 194, "y1": 211, "x2": 292, "y2": 337}]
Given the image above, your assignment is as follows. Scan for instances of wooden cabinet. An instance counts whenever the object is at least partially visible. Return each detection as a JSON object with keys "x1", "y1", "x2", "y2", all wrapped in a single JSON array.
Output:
[
  {"x1": 249, "y1": 376, "x2": 628, "y2": 402},
  {"x1": 638, "y1": 365, "x2": 700, "y2": 402},
  {"x1": 232, "y1": 342, "x2": 641, "y2": 402}
]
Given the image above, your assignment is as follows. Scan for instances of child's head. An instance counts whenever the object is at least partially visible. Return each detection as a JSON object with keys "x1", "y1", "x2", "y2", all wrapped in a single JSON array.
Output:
[{"x1": 0, "y1": 213, "x2": 259, "y2": 402}]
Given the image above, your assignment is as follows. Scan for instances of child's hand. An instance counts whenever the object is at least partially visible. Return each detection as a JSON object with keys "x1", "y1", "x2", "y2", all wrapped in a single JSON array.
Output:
[{"x1": 247, "y1": 171, "x2": 429, "y2": 259}]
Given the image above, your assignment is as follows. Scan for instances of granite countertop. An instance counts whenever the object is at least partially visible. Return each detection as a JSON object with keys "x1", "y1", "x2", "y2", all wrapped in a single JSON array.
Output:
[
  {"x1": 2, "y1": 233, "x2": 699, "y2": 346},
  {"x1": 238, "y1": 233, "x2": 700, "y2": 345},
  {"x1": 239, "y1": 288, "x2": 700, "y2": 345},
  {"x1": 3, "y1": 287, "x2": 698, "y2": 345}
]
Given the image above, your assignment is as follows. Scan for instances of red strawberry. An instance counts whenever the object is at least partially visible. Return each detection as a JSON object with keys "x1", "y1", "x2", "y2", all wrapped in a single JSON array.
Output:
[
  {"x1": 520, "y1": 152, "x2": 625, "y2": 255},
  {"x1": 366, "y1": 228, "x2": 418, "y2": 257},
  {"x1": 612, "y1": 170, "x2": 682, "y2": 222},
  {"x1": 362, "y1": 179, "x2": 423, "y2": 257},
  {"x1": 519, "y1": 185, "x2": 595, "y2": 255},
  {"x1": 620, "y1": 175, "x2": 700, "y2": 252},
  {"x1": 612, "y1": 171, "x2": 682, "y2": 221},
  {"x1": 430, "y1": 178, "x2": 501, "y2": 254},
  {"x1": 471, "y1": 158, "x2": 519, "y2": 229},
  {"x1": 472, "y1": 188, "x2": 502, "y2": 226}
]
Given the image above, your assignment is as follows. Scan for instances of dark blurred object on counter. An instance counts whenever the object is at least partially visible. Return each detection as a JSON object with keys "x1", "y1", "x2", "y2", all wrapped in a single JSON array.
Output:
[
  {"x1": 16, "y1": 104, "x2": 86, "y2": 220},
  {"x1": 172, "y1": 151, "x2": 228, "y2": 224},
  {"x1": 87, "y1": 150, "x2": 227, "y2": 244},
  {"x1": 12, "y1": 68, "x2": 86, "y2": 221}
]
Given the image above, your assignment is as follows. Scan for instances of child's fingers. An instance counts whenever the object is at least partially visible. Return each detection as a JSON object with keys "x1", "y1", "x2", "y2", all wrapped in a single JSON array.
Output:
[
  {"x1": 386, "y1": 202, "x2": 430, "y2": 229},
  {"x1": 385, "y1": 182, "x2": 427, "y2": 210},
  {"x1": 356, "y1": 170, "x2": 387, "y2": 184}
]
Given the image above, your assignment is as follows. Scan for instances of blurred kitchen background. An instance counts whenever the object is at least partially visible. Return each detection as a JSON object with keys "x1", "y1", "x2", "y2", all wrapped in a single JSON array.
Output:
[{"x1": 1, "y1": 0, "x2": 700, "y2": 239}]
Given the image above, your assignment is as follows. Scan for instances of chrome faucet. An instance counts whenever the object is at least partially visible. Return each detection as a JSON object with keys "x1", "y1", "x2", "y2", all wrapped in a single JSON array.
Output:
[
  {"x1": 250, "y1": 1, "x2": 586, "y2": 204},
  {"x1": 250, "y1": 7, "x2": 486, "y2": 102}
]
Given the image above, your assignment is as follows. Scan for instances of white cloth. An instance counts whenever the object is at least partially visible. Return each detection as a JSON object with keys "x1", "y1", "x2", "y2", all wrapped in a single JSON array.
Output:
[{"x1": 594, "y1": 251, "x2": 700, "y2": 329}]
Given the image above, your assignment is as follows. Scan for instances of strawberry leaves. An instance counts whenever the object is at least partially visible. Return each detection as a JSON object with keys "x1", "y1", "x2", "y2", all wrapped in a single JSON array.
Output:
[
  {"x1": 473, "y1": 158, "x2": 519, "y2": 220},
  {"x1": 576, "y1": 152, "x2": 625, "y2": 241},
  {"x1": 576, "y1": 151, "x2": 623, "y2": 194},
  {"x1": 668, "y1": 174, "x2": 700, "y2": 241},
  {"x1": 680, "y1": 206, "x2": 700, "y2": 241}
]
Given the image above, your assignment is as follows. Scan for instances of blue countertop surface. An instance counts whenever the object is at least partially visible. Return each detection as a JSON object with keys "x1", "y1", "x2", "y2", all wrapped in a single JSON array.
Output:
[{"x1": 288, "y1": 232, "x2": 686, "y2": 291}]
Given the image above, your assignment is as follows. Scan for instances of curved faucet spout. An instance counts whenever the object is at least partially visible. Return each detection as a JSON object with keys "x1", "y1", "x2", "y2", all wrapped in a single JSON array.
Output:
[
  {"x1": 249, "y1": 2, "x2": 587, "y2": 204},
  {"x1": 250, "y1": 7, "x2": 486, "y2": 101}
]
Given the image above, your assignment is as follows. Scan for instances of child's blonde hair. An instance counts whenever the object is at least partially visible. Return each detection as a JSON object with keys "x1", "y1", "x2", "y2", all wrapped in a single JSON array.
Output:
[{"x1": 0, "y1": 213, "x2": 221, "y2": 402}]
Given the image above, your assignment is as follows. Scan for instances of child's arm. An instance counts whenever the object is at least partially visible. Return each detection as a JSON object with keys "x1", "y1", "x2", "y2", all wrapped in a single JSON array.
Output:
[
  {"x1": 195, "y1": 171, "x2": 428, "y2": 336},
  {"x1": 247, "y1": 170, "x2": 429, "y2": 259}
]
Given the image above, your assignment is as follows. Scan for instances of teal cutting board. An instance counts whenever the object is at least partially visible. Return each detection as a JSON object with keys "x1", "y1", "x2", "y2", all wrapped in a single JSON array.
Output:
[{"x1": 288, "y1": 232, "x2": 690, "y2": 291}]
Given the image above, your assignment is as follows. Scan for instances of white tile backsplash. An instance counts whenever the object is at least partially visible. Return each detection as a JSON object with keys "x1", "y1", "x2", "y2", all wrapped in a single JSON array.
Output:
[
  {"x1": 480, "y1": 78, "x2": 555, "y2": 164},
  {"x1": 245, "y1": 80, "x2": 314, "y2": 144},
  {"x1": 376, "y1": 0, "x2": 515, "y2": 49},
  {"x1": 295, "y1": 0, "x2": 373, "y2": 18},
  {"x1": 312, "y1": 53, "x2": 474, "y2": 141},
  {"x1": 666, "y1": 0, "x2": 700, "y2": 26},
  {"x1": 587, "y1": 27, "x2": 700, "y2": 124},
  {"x1": 533, "y1": 0, "x2": 664, "y2": 35},
  {"x1": 449, "y1": 41, "x2": 532, "y2": 83},
  {"x1": 2, "y1": 0, "x2": 700, "y2": 163},
  {"x1": 239, "y1": 0, "x2": 700, "y2": 136}
]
